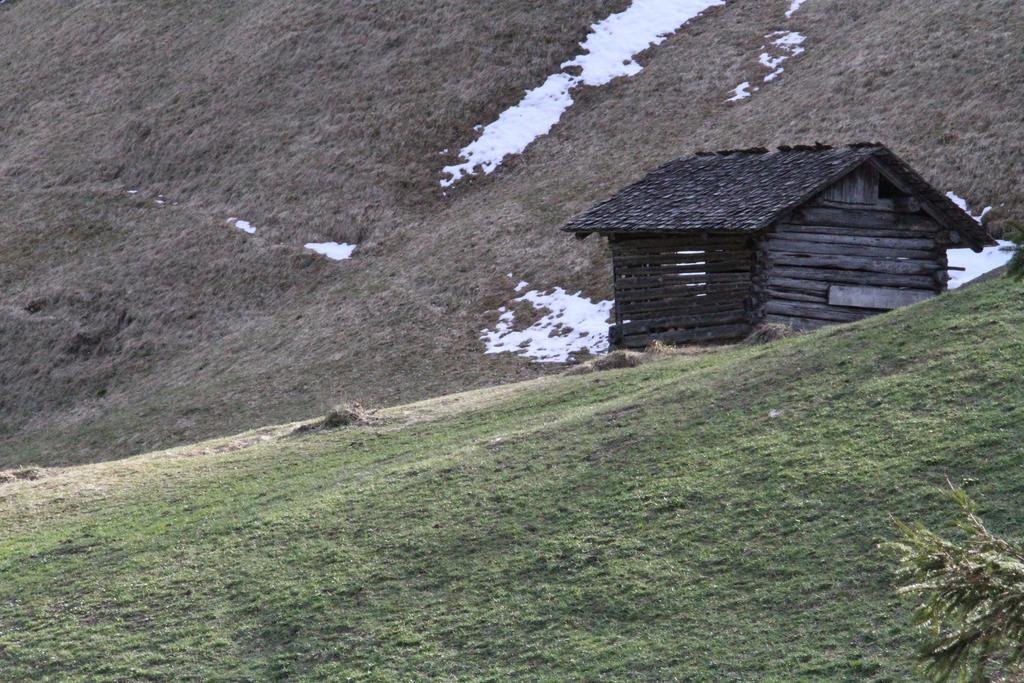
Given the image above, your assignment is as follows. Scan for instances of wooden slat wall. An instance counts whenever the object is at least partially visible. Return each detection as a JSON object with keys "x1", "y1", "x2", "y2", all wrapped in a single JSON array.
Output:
[
  {"x1": 822, "y1": 165, "x2": 879, "y2": 205},
  {"x1": 759, "y1": 197, "x2": 947, "y2": 330},
  {"x1": 609, "y1": 232, "x2": 754, "y2": 349}
]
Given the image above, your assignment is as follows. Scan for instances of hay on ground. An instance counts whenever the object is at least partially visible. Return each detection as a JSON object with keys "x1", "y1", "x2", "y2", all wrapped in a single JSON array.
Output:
[
  {"x1": 0, "y1": 468, "x2": 41, "y2": 485},
  {"x1": 292, "y1": 402, "x2": 384, "y2": 435},
  {"x1": 745, "y1": 323, "x2": 800, "y2": 345},
  {"x1": 564, "y1": 350, "x2": 646, "y2": 375}
]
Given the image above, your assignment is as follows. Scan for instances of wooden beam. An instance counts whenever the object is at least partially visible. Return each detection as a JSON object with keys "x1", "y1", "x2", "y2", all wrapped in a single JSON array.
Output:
[
  {"x1": 769, "y1": 252, "x2": 944, "y2": 275},
  {"x1": 811, "y1": 196, "x2": 922, "y2": 213},
  {"x1": 610, "y1": 234, "x2": 750, "y2": 251},
  {"x1": 791, "y1": 207, "x2": 937, "y2": 231},
  {"x1": 775, "y1": 222, "x2": 936, "y2": 239},
  {"x1": 766, "y1": 288, "x2": 827, "y2": 304},
  {"x1": 618, "y1": 309, "x2": 747, "y2": 335},
  {"x1": 769, "y1": 229, "x2": 935, "y2": 250},
  {"x1": 612, "y1": 251, "x2": 752, "y2": 268},
  {"x1": 765, "y1": 276, "x2": 831, "y2": 294},
  {"x1": 615, "y1": 262, "x2": 751, "y2": 277},
  {"x1": 764, "y1": 300, "x2": 871, "y2": 323},
  {"x1": 770, "y1": 266, "x2": 937, "y2": 290},
  {"x1": 615, "y1": 284, "x2": 749, "y2": 306},
  {"x1": 766, "y1": 237, "x2": 937, "y2": 260},
  {"x1": 617, "y1": 298, "x2": 746, "y2": 320},
  {"x1": 614, "y1": 272, "x2": 752, "y2": 291}
]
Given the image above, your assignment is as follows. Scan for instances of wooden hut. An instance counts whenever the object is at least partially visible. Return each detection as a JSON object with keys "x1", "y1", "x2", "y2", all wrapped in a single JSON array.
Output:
[{"x1": 563, "y1": 143, "x2": 995, "y2": 349}]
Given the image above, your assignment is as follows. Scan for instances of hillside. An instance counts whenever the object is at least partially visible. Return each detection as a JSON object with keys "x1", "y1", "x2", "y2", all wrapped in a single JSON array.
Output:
[
  {"x1": 2, "y1": 0, "x2": 1023, "y2": 465},
  {"x1": 1, "y1": 277, "x2": 1022, "y2": 680}
]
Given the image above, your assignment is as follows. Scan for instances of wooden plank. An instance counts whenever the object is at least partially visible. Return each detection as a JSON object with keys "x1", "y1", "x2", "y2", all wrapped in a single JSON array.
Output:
[
  {"x1": 618, "y1": 298, "x2": 746, "y2": 320},
  {"x1": 792, "y1": 206, "x2": 938, "y2": 231},
  {"x1": 766, "y1": 288, "x2": 827, "y2": 304},
  {"x1": 766, "y1": 237, "x2": 937, "y2": 260},
  {"x1": 612, "y1": 241, "x2": 751, "y2": 256},
  {"x1": 765, "y1": 276, "x2": 831, "y2": 294},
  {"x1": 768, "y1": 252, "x2": 943, "y2": 275},
  {"x1": 612, "y1": 245, "x2": 745, "y2": 258},
  {"x1": 615, "y1": 261, "x2": 751, "y2": 277},
  {"x1": 614, "y1": 272, "x2": 752, "y2": 292},
  {"x1": 769, "y1": 230, "x2": 935, "y2": 250},
  {"x1": 618, "y1": 294, "x2": 746, "y2": 315},
  {"x1": 615, "y1": 284, "x2": 749, "y2": 305},
  {"x1": 620, "y1": 323, "x2": 751, "y2": 348},
  {"x1": 610, "y1": 286, "x2": 749, "y2": 305},
  {"x1": 811, "y1": 196, "x2": 921, "y2": 213},
  {"x1": 613, "y1": 249, "x2": 751, "y2": 262},
  {"x1": 827, "y1": 285, "x2": 935, "y2": 310},
  {"x1": 612, "y1": 251, "x2": 752, "y2": 268},
  {"x1": 770, "y1": 266, "x2": 937, "y2": 290},
  {"x1": 775, "y1": 222, "x2": 936, "y2": 239},
  {"x1": 822, "y1": 165, "x2": 878, "y2": 204},
  {"x1": 612, "y1": 234, "x2": 751, "y2": 250},
  {"x1": 764, "y1": 300, "x2": 872, "y2": 323},
  {"x1": 618, "y1": 309, "x2": 747, "y2": 335},
  {"x1": 615, "y1": 285, "x2": 750, "y2": 304}
]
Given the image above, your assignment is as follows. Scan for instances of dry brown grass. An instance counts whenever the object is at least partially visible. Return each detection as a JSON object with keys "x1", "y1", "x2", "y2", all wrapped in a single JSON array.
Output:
[
  {"x1": 0, "y1": 468, "x2": 41, "y2": 485},
  {"x1": 1, "y1": 0, "x2": 1021, "y2": 466},
  {"x1": 745, "y1": 323, "x2": 802, "y2": 345}
]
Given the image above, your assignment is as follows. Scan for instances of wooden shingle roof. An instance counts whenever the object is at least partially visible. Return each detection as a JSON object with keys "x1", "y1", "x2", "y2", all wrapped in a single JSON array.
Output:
[{"x1": 562, "y1": 143, "x2": 993, "y2": 249}]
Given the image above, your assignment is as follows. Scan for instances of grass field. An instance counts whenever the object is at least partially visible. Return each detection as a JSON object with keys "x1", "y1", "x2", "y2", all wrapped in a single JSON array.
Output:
[{"x1": 1, "y1": 277, "x2": 1021, "y2": 680}]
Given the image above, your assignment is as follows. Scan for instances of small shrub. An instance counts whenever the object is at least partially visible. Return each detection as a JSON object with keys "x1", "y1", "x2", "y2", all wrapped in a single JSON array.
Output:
[{"x1": 1003, "y1": 221, "x2": 1024, "y2": 282}]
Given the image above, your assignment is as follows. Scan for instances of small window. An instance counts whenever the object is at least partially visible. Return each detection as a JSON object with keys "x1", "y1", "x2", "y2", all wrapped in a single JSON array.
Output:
[{"x1": 879, "y1": 175, "x2": 902, "y2": 199}]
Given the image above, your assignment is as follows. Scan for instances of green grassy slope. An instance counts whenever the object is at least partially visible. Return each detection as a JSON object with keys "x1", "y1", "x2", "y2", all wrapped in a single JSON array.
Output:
[{"x1": 1, "y1": 279, "x2": 1022, "y2": 681}]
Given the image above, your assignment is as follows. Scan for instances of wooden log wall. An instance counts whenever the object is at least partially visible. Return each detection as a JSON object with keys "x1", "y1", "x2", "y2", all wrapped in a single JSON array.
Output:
[
  {"x1": 759, "y1": 201, "x2": 949, "y2": 331},
  {"x1": 609, "y1": 232, "x2": 754, "y2": 348}
]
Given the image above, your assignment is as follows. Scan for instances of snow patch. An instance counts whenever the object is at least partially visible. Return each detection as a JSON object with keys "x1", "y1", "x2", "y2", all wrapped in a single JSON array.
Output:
[
  {"x1": 948, "y1": 241, "x2": 1015, "y2": 289},
  {"x1": 227, "y1": 218, "x2": 256, "y2": 235},
  {"x1": 728, "y1": 21, "x2": 806, "y2": 102},
  {"x1": 760, "y1": 31, "x2": 805, "y2": 81},
  {"x1": 305, "y1": 242, "x2": 356, "y2": 261},
  {"x1": 481, "y1": 283, "x2": 613, "y2": 363},
  {"x1": 945, "y1": 190, "x2": 1009, "y2": 287},
  {"x1": 785, "y1": 0, "x2": 807, "y2": 18},
  {"x1": 946, "y1": 191, "x2": 992, "y2": 224},
  {"x1": 727, "y1": 81, "x2": 756, "y2": 101},
  {"x1": 441, "y1": 73, "x2": 576, "y2": 185},
  {"x1": 441, "y1": 0, "x2": 724, "y2": 186}
]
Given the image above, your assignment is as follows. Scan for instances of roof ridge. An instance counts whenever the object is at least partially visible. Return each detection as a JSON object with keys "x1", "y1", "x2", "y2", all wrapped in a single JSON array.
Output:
[
  {"x1": 691, "y1": 142, "x2": 891, "y2": 158},
  {"x1": 695, "y1": 146, "x2": 769, "y2": 157},
  {"x1": 777, "y1": 142, "x2": 833, "y2": 153}
]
